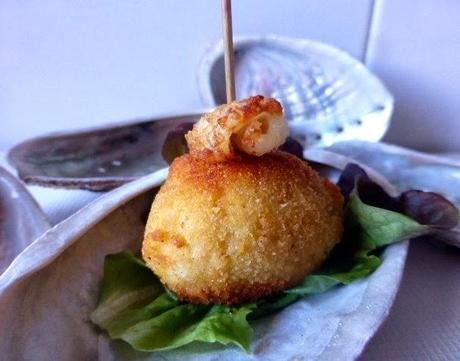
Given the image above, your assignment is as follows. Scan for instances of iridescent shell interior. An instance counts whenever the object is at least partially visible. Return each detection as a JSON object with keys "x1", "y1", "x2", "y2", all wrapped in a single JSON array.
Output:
[{"x1": 199, "y1": 36, "x2": 394, "y2": 147}]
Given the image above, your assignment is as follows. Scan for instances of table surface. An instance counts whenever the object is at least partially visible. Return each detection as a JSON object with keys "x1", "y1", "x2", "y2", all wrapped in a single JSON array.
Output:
[{"x1": 1, "y1": 152, "x2": 459, "y2": 360}]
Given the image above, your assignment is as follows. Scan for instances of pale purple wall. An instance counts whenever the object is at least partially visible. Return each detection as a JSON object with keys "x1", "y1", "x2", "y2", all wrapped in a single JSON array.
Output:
[
  {"x1": 366, "y1": 0, "x2": 460, "y2": 152},
  {"x1": 0, "y1": 0, "x2": 458, "y2": 152}
]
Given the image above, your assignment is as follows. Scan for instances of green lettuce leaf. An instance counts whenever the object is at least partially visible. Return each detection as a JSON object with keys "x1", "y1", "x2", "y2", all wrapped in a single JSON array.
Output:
[
  {"x1": 91, "y1": 164, "x2": 459, "y2": 353},
  {"x1": 90, "y1": 194, "x2": 422, "y2": 351},
  {"x1": 90, "y1": 252, "x2": 165, "y2": 330},
  {"x1": 283, "y1": 191, "x2": 426, "y2": 299},
  {"x1": 91, "y1": 252, "x2": 253, "y2": 352},
  {"x1": 117, "y1": 301, "x2": 254, "y2": 352},
  {"x1": 265, "y1": 191, "x2": 430, "y2": 305}
]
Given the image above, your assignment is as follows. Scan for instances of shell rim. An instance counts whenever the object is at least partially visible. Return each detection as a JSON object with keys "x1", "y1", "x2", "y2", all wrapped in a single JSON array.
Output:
[{"x1": 0, "y1": 156, "x2": 407, "y2": 360}]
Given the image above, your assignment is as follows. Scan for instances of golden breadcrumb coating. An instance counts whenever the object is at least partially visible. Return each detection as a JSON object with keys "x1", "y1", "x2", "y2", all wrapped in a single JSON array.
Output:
[
  {"x1": 143, "y1": 151, "x2": 344, "y2": 305},
  {"x1": 185, "y1": 95, "x2": 289, "y2": 159}
]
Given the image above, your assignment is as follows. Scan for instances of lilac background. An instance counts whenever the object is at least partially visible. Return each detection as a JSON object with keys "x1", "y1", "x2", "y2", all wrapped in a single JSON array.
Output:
[{"x1": 1, "y1": 0, "x2": 459, "y2": 152}]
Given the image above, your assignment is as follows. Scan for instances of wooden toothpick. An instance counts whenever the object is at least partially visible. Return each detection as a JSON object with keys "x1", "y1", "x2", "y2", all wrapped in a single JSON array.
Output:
[{"x1": 222, "y1": 0, "x2": 236, "y2": 103}]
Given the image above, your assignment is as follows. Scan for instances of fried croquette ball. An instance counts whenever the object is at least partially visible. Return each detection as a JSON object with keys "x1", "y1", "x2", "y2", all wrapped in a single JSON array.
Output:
[
  {"x1": 185, "y1": 95, "x2": 289, "y2": 159},
  {"x1": 142, "y1": 151, "x2": 344, "y2": 305}
]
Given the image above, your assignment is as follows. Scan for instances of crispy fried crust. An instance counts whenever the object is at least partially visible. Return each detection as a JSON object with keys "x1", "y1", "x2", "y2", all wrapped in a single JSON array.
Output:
[
  {"x1": 142, "y1": 151, "x2": 344, "y2": 305},
  {"x1": 173, "y1": 280, "x2": 290, "y2": 306},
  {"x1": 185, "y1": 95, "x2": 283, "y2": 159}
]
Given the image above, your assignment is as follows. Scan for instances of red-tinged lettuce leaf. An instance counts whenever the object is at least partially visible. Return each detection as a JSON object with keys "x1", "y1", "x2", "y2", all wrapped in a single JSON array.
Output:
[
  {"x1": 338, "y1": 164, "x2": 459, "y2": 228},
  {"x1": 400, "y1": 190, "x2": 459, "y2": 228},
  {"x1": 347, "y1": 193, "x2": 428, "y2": 249},
  {"x1": 279, "y1": 137, "x2": 304, "y2": 159},
  {"x1": 161, "y1": 122, "x2": 194, "y2": 164},
  {"x1": 337, "y1": 163, "x2": 369, "y2": 200},
  {"x1": 281, "y1": 194, "x2": 418, "y2": 299},
  {"x1": 281, "y1": 164, "x2": 459, "y2": 299}
]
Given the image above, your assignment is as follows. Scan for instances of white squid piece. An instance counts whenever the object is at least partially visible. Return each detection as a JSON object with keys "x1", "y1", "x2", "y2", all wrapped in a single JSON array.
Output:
[{"x1": 185, "y1": 95, "x2": 289, "y2": 159}]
